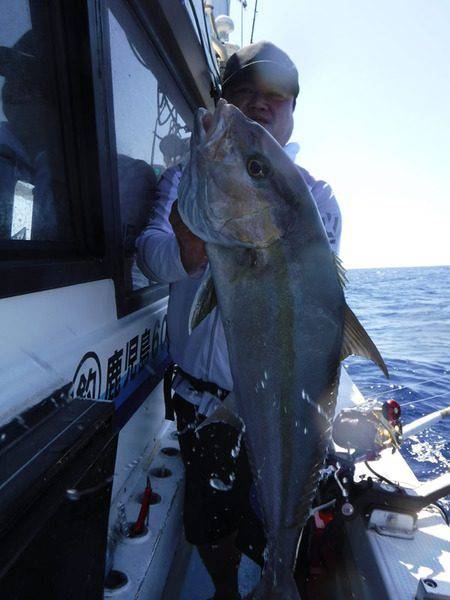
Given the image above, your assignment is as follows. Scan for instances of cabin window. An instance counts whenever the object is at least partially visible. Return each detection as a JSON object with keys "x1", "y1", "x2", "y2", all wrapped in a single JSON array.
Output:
[
  {"x1": 0, "y1": 1, "x2": 74, "y2": 243},
  {"x1": 107, "y1": 0, "x2": 191, "y2": 294}
]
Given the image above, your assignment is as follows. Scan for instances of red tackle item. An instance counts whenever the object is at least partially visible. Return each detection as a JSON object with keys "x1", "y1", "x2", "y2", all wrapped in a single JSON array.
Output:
[
  {"x1": 382, "y1": 399, "x2": 401, "y2": 423},
  {"x1": 132, "y1": 477, "x2": 152, "y2": 536}
]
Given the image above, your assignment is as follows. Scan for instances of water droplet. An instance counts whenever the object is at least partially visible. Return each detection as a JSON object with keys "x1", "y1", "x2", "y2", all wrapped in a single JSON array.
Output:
[
  {"x1": 304, "y1": 427, "x2": 308, "y2": 435},
  {"x1": 209, "y1": 474, "x2": 235, "y2": 491},
  {"x1": 66, "y1": 488, "x2": 80, "y2": 501}
]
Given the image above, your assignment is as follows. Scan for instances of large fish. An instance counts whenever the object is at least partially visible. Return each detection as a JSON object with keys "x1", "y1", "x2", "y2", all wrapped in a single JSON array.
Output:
[{"x1": 178, "y1": 99, "x2": 387, "y2": 599}]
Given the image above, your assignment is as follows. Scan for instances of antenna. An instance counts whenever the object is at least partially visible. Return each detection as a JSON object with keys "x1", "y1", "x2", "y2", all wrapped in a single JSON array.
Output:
[{"x1": 250, "y1": 0, "x2": 258, "y2": 44}]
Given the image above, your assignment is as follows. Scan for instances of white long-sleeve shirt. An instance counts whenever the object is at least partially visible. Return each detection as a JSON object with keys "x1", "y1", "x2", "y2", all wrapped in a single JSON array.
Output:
[{"x1": 137, "y1": 143, "x2": 342, "y2": 414}]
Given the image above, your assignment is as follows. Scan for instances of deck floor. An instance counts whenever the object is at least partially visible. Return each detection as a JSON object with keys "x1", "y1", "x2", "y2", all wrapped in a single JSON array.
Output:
[{"x1": 179, "y1": 547, "x2": 261, "y2": 599}]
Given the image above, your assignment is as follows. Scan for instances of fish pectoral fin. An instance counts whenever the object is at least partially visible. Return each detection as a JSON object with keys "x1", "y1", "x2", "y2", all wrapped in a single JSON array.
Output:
[
  {"x1": 188, "y1": 269, "x2": 217, "y2": 333},
  {"x1": 196, "y1": 392, "x2": 243, "y2": 432},
  {"x1": 341, "y1": 303, "x2": 389, "y2": 378}
]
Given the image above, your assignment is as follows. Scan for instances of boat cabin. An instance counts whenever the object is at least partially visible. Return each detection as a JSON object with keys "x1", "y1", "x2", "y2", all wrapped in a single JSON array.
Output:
[{"x1": 0, "y1": 0, "x2": 225, "y2": 596}]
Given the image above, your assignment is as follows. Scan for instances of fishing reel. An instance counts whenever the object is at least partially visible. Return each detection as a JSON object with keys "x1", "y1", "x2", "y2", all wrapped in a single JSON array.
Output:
[
  {"x1": 315, "y1": 399, "x2": 450, "y2": 529},
  {"x1": 311, "y1": 399, "x2": 404, "y2": 519},
  {"x1": 331, "y1": 399, "x2": 403, "y2": 463}
]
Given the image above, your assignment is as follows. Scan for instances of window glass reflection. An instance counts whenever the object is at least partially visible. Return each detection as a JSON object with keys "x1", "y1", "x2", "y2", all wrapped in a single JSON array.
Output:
[
  {"x1": 0, "y1": 1, "x2": 73, "y2": 242},
  {"x1": 108, "y1": 0, "x2": 191, "y2": 292}
]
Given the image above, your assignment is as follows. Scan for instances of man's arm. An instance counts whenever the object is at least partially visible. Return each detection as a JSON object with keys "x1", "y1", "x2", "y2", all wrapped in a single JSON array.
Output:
[
  {"x1": 298, "y1": 166, "x2": 342, "y2": 254},
  {"x1": 311, "y1": 179, "x2": 342, "y2": 254},
  {"x1": 136, "y1": 165, "x2": 207, "y2": 283}
]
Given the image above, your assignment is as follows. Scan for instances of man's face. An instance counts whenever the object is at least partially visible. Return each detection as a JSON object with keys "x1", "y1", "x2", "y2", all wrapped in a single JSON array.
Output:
[{"x1": 223, "y1": 76, "x2": 295, "y2": 146}]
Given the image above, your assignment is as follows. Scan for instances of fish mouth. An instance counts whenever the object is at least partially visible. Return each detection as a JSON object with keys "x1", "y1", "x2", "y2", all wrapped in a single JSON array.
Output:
[
  {"x1": 194, "y1": 99, "x2": 229, "y2": 149},
  {"x1": 194, "y1": 99, "x2": 260, "y2": 151}
]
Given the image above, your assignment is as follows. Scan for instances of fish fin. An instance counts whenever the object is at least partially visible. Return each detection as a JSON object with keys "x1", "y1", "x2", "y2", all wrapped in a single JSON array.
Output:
[
  {"x1": 188, "y1": 269, "x2": 217, "y2": 333},
  {"x1": 341, "y1": 303, "x2": 389, "y2": 377},
  {"x1": 333, "y1": 252, "x2": 348, "y2": 289},
  {"x1": 196, "y1": 392, "x2": 243, "y2": 432}
]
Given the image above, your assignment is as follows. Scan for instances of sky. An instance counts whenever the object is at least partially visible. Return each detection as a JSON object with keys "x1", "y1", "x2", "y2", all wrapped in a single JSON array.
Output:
[{"x1": 229, "y1": 0, "x2": 450, "y2": 269}]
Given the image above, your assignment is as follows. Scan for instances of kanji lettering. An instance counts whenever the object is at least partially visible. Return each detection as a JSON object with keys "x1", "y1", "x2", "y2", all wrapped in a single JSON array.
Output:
[{"x1": 105, "y1": 349, "x2": 123, "y2": 399}]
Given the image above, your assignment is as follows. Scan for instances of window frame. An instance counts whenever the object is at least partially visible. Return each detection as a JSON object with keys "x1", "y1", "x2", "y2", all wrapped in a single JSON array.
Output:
[{"x1": 0, "y1": 1, "x2": 114, "y2": 300}]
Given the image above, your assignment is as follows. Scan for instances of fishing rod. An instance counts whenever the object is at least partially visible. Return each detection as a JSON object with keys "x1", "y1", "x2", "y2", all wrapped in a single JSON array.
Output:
[{"x1": 402, "y1": 405, "x2": 450, "y2": 437}]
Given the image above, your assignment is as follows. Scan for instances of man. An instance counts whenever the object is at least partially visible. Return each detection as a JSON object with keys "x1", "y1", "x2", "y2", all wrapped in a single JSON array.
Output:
[{"x1": 137, "y1": 41, "x2": 341, "y2": 599}]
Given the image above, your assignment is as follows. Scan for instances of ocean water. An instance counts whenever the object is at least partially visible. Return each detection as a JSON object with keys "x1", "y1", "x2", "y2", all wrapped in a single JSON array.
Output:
[
  {"x1": 180, "y1": 265, "x2": 450, "y2": 599},
  {"x1": 344, "y1": 265, "x2": 450, "y2": 508}
]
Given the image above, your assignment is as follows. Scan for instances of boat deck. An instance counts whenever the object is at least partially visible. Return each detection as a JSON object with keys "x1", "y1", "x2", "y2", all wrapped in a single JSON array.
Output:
[
  {"x1": 178, "y1": 548, "x2": 260, "y2": 599},
  {"x1": 105, "y1": 369, "x2": 450, "y2": 600}
]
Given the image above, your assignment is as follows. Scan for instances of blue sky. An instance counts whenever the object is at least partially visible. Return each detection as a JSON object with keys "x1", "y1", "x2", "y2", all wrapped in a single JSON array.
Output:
[{"x1": 229, "y1": 0, "x2": 450, "y2": 268}]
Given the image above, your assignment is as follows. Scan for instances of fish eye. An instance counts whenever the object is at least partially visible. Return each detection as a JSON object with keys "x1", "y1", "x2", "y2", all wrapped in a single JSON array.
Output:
[{"x1": 247, "y1": 158, "x2": 268, "y2": 179}]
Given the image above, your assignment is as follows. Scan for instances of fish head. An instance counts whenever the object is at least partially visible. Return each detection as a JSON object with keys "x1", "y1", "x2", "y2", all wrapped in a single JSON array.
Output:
[{"x1": 178, "y1": 99, "x2": 310, "y2": 248}]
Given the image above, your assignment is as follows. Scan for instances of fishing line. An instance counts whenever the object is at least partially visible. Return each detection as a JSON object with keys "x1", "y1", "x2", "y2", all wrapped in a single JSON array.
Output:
[
  {"x1": 368, "y1": 372, "x2": 450, "y2": 401},
  {"x1": 403, "y1": 390, "x2": 450, "y2": 410}
]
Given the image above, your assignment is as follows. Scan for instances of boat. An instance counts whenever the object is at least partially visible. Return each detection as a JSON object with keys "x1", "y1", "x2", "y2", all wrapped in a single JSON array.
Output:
[{"x1": 0, "y1": 1, "x2": 449, "y2": 598}]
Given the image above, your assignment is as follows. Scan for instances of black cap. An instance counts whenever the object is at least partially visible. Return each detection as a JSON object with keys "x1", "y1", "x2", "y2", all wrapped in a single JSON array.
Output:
[{"x1": 222, "y1": 41, "x2": 299, "y2": 98}]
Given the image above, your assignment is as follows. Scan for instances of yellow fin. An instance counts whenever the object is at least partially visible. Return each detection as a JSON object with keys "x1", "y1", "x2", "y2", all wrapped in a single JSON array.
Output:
[{"x1": 341, "y1": 303, "x2": 389, "y2": 377}]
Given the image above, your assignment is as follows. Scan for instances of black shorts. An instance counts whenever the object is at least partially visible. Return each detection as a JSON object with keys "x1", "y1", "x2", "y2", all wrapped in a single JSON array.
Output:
[{"x1": 173, "y1": 393, "x2": 265, "y2": 561}]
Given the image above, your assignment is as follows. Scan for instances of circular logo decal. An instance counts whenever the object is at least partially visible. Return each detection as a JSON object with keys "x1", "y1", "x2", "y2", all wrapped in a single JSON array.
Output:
[{"x1": 72, "y1": 352, "x2": 102, "y2": 399}]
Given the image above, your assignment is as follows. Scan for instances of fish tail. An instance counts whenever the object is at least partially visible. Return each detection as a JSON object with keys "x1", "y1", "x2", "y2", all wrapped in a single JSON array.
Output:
[{"x1": 246, "y1": 570, "x2": 301, "y2": 599}]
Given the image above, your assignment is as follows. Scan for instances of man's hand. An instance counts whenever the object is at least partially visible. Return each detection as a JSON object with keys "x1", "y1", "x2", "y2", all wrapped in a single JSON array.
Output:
[{"x1": 169, "y1": 201, "x2": 208, "y2": 276}]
